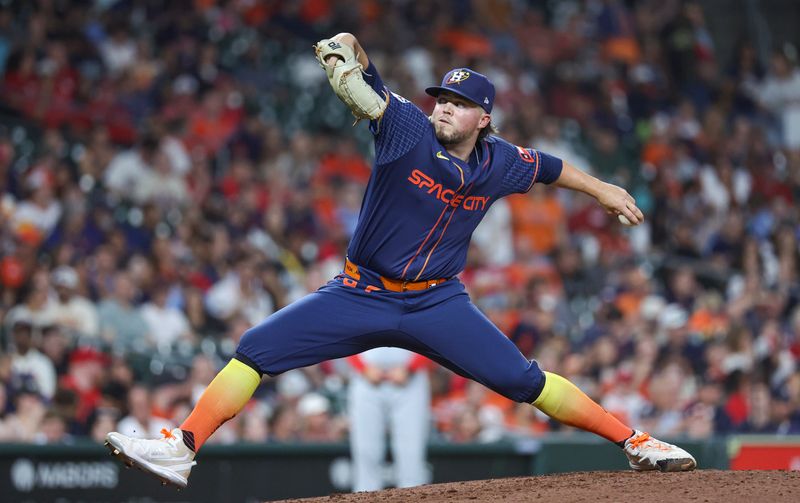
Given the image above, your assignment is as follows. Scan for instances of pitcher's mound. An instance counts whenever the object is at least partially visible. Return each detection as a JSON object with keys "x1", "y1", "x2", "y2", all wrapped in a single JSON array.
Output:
[{"x1": 276, "y1": 470, "x2": 800, "y2": 503}]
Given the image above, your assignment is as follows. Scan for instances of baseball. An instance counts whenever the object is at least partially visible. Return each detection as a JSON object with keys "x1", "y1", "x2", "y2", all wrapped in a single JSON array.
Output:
[{"x1": 618, "y1": 214, "x2": 633, "y2": 226}]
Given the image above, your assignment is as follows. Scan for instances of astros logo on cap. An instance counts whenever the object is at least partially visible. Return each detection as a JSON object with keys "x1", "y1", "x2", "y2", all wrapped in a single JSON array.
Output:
[{"x1": 446, "y1": 70, "x2": 470, "y2": 84}]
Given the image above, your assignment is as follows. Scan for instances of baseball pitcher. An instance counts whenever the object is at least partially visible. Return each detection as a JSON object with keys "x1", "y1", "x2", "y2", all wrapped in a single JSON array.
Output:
[{"x1": 105, "y1": 33, "x2": 696, "y2": 489}]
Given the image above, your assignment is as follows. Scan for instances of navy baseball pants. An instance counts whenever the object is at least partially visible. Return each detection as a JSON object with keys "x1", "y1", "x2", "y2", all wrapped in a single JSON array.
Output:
[{"x1": 237, "y1": 268, "x2": 545, "y2": 403}]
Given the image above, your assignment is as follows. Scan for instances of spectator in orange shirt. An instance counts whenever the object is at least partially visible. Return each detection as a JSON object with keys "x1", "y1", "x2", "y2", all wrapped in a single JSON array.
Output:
[
  {"x1": 185, "y1": 89, "x2": 242, "y2": 157},
  {"x1": 507, "y1": 189, "x2": 565, "y2": 259},
  {"x1": 313, "y1": 137, "x2": 371, "y2": 188}
]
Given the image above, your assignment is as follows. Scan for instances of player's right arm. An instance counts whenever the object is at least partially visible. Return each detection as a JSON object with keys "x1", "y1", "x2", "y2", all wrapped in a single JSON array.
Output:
[
  {"x1": 322, "y1": 33, "x2": 369, "y2": 70},
  {"x1": 314, "y1": 33, "x2": 431, "y2": 166},
  {"x1": 314, "y1": 33, "x2": 387, "y2": 122}
]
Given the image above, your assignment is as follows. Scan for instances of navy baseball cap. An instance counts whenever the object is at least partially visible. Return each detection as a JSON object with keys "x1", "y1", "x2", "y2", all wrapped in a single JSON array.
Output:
[{"x1": 426, "y1": 68, "x2": 495, "y2": 113}]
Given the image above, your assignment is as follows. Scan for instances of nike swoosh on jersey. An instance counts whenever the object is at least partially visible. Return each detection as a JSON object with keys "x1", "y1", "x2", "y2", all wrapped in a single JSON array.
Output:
[{"x1": 436, "y1": 150, "x2": 450, "y2": 160}]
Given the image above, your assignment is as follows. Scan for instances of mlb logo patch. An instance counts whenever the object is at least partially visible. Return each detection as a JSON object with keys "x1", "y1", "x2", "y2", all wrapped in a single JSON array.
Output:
[
  {"x1": 446, "y1": 70, "x2": 470, "y2": 84},
  {"x1": 516, "y1": 146, "x2": 535, "y2": 163}
]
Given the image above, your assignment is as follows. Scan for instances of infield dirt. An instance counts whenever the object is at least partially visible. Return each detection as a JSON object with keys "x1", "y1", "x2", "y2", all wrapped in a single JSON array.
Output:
[{"x1": 274, "y1": 470, "x2": 800, "y2": 503}]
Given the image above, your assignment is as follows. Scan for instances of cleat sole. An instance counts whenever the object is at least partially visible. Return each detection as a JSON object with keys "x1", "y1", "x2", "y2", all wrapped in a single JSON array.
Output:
[
  {"x1": 656, "y1": 458, "x2": 696, "y2": 472},
  {"x1": 103, "y1": 440, "x2": 187, "y2": 489}
]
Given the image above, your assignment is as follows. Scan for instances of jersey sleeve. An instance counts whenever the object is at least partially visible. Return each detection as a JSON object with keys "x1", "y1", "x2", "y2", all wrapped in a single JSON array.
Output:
[
  {"x1": 496, "y1": 139, "x2": 563, "y2": 197},
  {"x1": 361, "y1": 62, "x2": 431, "y2": 166}
]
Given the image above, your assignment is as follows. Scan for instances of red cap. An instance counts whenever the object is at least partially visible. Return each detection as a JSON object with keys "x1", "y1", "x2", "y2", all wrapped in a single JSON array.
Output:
[{"x1": 69, "y1": 347, "x2": 111, "y2": 366}]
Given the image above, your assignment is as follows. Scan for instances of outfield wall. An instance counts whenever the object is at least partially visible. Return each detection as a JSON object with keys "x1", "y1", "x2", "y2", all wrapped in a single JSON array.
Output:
[{"x1": 0, "y1": 435, "x2": 758, "y2": 502}]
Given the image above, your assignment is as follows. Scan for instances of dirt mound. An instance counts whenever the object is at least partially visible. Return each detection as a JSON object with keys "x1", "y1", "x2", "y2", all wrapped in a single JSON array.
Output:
[{"x1": 275, "y1": 470, "x2": 800, "y2": 503}]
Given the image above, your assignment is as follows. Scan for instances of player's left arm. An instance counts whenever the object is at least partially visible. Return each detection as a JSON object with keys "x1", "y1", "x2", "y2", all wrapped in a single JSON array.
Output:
[
  {"x1": 501, "y1": 140, "x2": 643, "y2": 226},
  {"x1": 553, "y1": 161, "x2": 644, "y2": 226}
]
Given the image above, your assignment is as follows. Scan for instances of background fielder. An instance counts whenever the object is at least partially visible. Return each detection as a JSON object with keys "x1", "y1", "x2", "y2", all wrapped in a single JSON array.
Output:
[{"x1": 348, "y1": 348, "x2": 430, "y2": 491}]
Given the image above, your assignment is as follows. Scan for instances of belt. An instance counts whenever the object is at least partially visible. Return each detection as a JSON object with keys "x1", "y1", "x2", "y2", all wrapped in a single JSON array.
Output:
[{"x1": 345, "y1": 258, "x2": 448, "y2": 292}]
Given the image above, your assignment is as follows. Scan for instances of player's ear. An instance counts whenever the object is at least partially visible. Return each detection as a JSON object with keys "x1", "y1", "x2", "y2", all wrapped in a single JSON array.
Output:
[{"x1": 479, "y1": 114, "x2": 491, "y2": 128}]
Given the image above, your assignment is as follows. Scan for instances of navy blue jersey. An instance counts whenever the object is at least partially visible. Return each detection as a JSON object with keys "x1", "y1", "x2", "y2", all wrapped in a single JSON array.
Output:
[{"x1": 346, "y1": 63, "x2": 563, "y2": 281}]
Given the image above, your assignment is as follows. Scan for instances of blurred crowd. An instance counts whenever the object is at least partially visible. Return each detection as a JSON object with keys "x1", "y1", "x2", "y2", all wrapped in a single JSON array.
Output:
[{"x1": 1, "y1": 0, "x2": 800, "y2": 446}]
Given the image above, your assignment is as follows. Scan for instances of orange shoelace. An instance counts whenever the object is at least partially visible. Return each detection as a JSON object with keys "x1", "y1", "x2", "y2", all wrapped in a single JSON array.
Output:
[
  {"x1": 628, "y1": 432, "x2": 672, "y2": 451},
  {"x1": 628, "y1": 432, "x2": 651, "y2": 449},
  {"x1": 161, "y1": 428, "x2": 176, "y2": 440}
]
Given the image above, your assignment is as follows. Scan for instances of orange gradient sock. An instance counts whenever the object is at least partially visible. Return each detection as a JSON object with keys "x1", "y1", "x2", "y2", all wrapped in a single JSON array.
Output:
[
  {"x1": 180, "y1": 358, "x2": 261, "y2": 452},
  {"x1": 532, "y1": 371, "x2": 633, "y2": 444}
]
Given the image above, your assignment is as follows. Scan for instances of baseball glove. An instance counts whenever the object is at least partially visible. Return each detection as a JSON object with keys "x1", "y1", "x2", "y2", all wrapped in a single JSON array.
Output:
[{"x1": 314, "y1": 39, "x2": 388, "y2": 122}]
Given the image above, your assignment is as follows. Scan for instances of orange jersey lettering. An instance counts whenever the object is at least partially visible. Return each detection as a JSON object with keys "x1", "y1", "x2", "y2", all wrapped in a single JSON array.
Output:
[{"x1": 408, "y1": 169, "x2": 490, "y2": 211}]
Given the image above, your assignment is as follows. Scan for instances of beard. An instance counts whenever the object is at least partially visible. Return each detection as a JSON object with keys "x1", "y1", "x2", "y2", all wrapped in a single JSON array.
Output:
[{"x1": 434, "y1": 122, "x2": 470, "y2": 145}]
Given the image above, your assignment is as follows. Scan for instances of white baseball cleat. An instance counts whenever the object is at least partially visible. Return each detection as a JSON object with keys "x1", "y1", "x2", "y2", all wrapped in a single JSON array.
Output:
[
  {"x1": 105, "y1": 428, "x2": 196, "y2": 489},
  {"x1": 623, "y1": 430, "x2": 697, "y2": 472}
]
